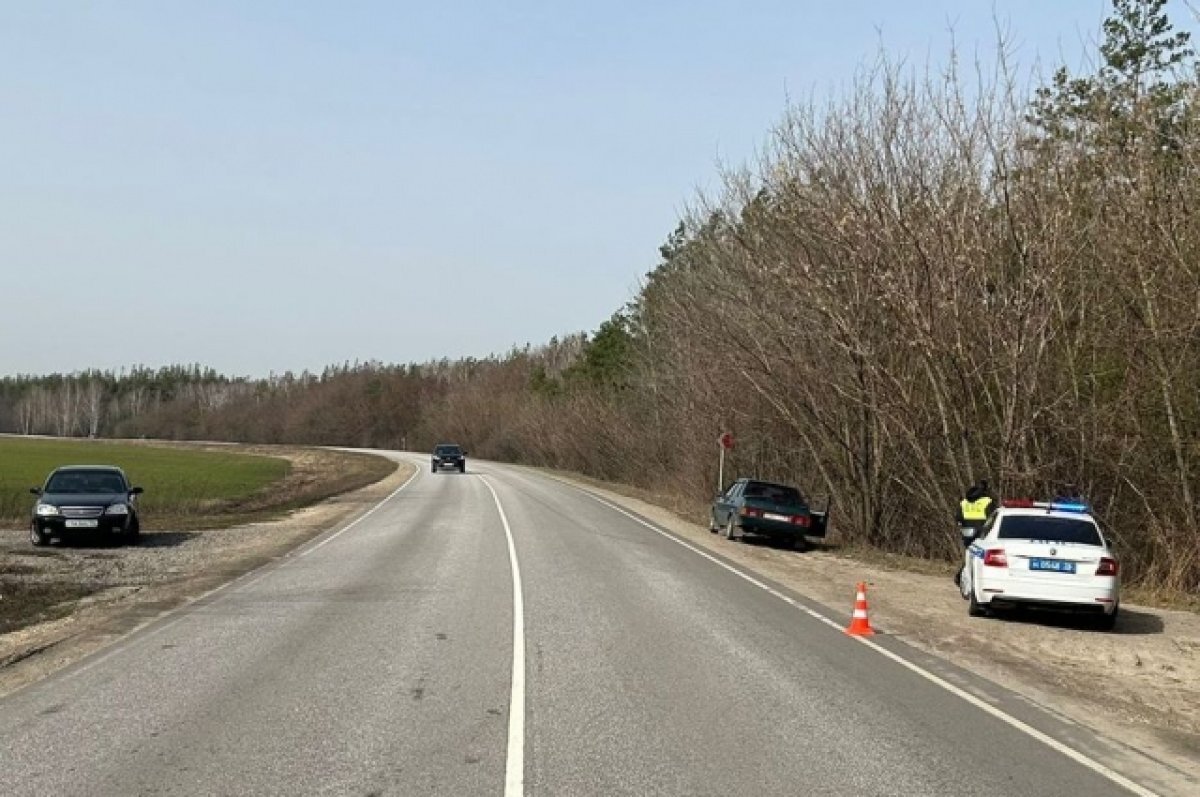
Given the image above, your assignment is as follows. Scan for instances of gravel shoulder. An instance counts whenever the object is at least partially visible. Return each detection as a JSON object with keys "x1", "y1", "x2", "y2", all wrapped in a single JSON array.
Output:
[
  {"x1": 541, "y1": 469, "x2": 1200, "y2": 794},
  {"x1": 0, "y1": 450, "x2": 412, "y2": 697}
]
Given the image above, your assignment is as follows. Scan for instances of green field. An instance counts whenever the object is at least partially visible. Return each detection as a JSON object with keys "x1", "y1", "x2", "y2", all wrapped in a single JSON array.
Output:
[{"x1": 0, "y1": 437, "x2": 291, "y2": 526}]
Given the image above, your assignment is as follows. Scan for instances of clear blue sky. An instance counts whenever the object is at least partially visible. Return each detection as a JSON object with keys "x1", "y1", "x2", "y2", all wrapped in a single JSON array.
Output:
[{"x1": 2, "y1": 0, "x2": 1179, "y2": 377}]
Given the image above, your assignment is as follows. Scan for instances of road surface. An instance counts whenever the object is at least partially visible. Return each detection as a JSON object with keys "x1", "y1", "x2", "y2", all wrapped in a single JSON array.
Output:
[{"x1": 0, "y1": 454, "x2": 1160, "y2": 795}]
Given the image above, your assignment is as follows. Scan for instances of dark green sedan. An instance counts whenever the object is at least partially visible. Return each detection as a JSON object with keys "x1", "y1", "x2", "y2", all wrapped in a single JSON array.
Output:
[{"x1": 709, "y1": 478, "x2": 828, "y2": 549}]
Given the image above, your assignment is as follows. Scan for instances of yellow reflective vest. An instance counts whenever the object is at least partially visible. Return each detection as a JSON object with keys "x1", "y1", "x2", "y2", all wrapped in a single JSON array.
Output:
[{"x1": 960, "y1": 496, "x2": 993, "y2": 522}]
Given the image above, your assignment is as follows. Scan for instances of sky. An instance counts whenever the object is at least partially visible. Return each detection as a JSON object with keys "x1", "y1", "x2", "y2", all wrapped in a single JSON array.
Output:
[{"x1": 1, "y1": 0, "x2": 1182, "y2": 377}]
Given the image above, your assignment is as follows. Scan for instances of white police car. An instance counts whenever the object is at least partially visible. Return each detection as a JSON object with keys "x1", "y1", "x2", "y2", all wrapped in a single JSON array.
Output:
[{"x1": 958, "y1": 500, "x2": 1120, "y2": 630}]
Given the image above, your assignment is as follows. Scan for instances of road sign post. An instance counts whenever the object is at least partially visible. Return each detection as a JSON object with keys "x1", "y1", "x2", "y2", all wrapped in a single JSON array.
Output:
[{"x1": 717, "y1": 432, "x2": 734, "y2": 493}]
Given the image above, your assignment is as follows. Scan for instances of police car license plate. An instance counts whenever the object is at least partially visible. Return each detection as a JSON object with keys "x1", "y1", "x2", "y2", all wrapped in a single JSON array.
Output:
[
  {"x1": 65, "y1": 519, "x2": 99, "y2": 529},
  {"x1": 1030, "y1": 558, "x2": 1075, "y2": 574}
]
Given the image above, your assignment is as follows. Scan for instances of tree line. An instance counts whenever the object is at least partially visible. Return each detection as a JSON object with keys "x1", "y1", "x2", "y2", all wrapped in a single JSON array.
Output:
[{"x1": 2, "y1": 1, "x2": 1196, "y2": 596}]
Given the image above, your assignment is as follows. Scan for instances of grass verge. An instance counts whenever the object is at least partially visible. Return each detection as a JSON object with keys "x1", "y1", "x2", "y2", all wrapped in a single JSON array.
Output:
[
  {"x1": 0, "y1": 437, "x2": 395, "y2": 531},
  {"x1": 0, "y1": 437, "x2": 288, "y2": 527}
]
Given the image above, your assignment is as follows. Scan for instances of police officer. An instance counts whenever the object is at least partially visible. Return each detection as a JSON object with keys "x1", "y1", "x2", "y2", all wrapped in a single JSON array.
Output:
[
  {"x1": 953, "y1": 480, "x2": 995, "y2": 587},
  {"x1": 956, "y1": 480, "x2": 995, "y2": 548},
  {"x1": 1054, "y1": 483, "x2": 1084, "y2": 504}
]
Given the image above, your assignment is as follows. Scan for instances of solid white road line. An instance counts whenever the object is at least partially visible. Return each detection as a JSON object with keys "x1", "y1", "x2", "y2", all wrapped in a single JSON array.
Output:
[
  {"x1": 482, "y1": 477, "x2": 527, "y2": 797},
  {"x1": 298, "y1": 463, "x2": 421, "y2": 558},
  {"x1": 572, "y1": 487, "x2": 1159, "y2": 797}
]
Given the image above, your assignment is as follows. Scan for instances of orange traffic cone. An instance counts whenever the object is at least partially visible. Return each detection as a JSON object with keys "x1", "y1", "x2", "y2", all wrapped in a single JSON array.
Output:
[{"x1": 845, "y1": 581, "x2": 875, "y2": 636}]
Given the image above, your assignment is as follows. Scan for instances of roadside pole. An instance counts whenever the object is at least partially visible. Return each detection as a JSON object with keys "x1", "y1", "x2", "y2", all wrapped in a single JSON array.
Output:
[
  {"x1": 718, "y1": 432, "x2": 734, "y2": 492},
  {"x1": 718, "y1": 446, "x2": 725, "y2": 494}
]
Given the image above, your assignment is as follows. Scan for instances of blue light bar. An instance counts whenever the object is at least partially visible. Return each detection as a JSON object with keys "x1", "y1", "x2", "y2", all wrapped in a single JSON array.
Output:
[{"x1": 1048, "y1": 501, "x2": 1088, "y2": 513}]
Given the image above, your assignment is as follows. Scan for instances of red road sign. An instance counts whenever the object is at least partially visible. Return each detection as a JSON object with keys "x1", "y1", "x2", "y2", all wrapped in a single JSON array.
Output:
[{"x1": 719, "y1": 432, "x2": 735, "y2": 450}]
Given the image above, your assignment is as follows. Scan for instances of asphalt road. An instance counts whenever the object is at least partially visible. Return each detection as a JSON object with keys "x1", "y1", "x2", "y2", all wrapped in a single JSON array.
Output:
[{"x1": 0, "y1": 454, "x2": 1157, "y2": 796}]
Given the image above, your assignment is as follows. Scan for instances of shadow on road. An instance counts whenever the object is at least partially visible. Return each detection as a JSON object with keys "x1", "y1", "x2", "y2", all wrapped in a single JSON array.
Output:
[
  {"x1": 996, "y1": 604, "x2": 1164, "y2": 635},
  {"x1": 48, "y1": 531, "x2": 200, "y2": 549},
  {"x1": 1110, "y1": 606, "x2": 1166, "y2": 635},
  {"x1": 736, "y1": 534, "x2": 832, "y2": 553},
  {"x1": 134, "y1": 531, "x2": 201, "y2": 549}
]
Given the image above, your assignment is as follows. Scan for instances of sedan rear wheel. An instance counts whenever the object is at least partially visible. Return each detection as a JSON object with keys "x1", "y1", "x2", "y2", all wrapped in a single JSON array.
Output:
[
  {"x1": 723, "y1": 517, "x2": 739, "y2": 541},
  {"x1": 787, "y1": 535, "x2": 809, "y2": 552}
]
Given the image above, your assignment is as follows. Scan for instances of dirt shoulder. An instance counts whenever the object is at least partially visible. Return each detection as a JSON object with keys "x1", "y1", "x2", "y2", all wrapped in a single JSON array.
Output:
[
  {"x1": 545, "y1": 470, "x2": 1200, "y2": 795},
  {"x1": 0, "y1": 449, "x2": 412, "y2": 697}
]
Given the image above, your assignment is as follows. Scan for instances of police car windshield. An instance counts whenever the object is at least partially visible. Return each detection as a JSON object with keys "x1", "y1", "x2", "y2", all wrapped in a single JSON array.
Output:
[{"x1": 997, "y1": 516, "x2": 1102, "y2": 546}]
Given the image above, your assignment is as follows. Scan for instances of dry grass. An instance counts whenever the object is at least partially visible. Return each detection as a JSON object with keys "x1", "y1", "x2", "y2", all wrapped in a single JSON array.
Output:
[{"x1": 0, "y1": 579, "x2": 97, "y2": 635}]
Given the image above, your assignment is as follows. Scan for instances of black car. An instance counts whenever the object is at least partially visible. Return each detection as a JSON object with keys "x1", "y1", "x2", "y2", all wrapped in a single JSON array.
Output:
[
  {"x1": 30, "y1": 465, "x2": 144, "y2": 546},
  {"x1": 710, "y1": 478, "x2": 829, "y2": 549},
  {"x1": 431, "y1": 444, "x2": 466, "y2": 473}
]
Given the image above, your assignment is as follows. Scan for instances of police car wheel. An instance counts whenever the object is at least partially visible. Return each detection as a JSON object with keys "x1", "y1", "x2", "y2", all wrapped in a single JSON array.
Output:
[
  {"x1": 1095, "y1": 604, "x2": 1119, "y2": 631},
  {"x1": 967, "y1": 585, "x2": 988, "y2": 617}
]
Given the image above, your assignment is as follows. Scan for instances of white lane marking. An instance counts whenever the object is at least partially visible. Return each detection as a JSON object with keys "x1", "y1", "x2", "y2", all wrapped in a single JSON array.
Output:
[
  {"x1": 571, "y1": 487, "x2": 1159, "y2": 797},
  {"x1": 55, "y1": 463, "x2": 421, "y2": 685},
  {"x1": 299, "y1": 463, "x2": 421, "y2": 557},
  {"x1": 481, "y1": 477, "x2": 527, "y2": 797}
]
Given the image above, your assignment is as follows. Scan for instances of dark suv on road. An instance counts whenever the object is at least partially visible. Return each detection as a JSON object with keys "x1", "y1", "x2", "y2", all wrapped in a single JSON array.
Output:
[
  {"x1": 30, "y1": 465, "x2": 144, "y2": 546},
  {"x1": 431, "y1": 444, "x2": 466, "y2": 473}
]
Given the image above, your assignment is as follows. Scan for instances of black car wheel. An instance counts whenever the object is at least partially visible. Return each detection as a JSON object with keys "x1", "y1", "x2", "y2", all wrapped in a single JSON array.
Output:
[
  {"x1": 458, "y1": 463, "x2": 465, "y2": 473},
  {"x1": 125, "y1": 516, "x2": 141, "y2": 545},
  {"x1": 30, "y1": 521, "x2": 49, "y2": 547},
  {"x1": 787, "y1": 535, "x2": 809, "y2": 552}
]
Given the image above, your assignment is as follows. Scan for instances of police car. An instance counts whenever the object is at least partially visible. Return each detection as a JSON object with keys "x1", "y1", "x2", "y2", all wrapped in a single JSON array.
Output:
[{"x1": 958, "y1": 500, "x2": 1120, "y2": 630}]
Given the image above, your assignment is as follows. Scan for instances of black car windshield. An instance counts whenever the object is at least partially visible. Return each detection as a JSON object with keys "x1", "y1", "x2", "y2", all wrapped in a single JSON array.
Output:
[
  {"x1": 743, "y1": 482, "x2": 803, "y2": 504},
  {"x1": 45, "y1": 470, "x2": 127, "y2": 494},
  {"x1": 997, "y1": 516, "x2": 1103, "y2": 546},
  {"x1": 435, "y1": 446, "x2": 462, "y2": 456}
]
